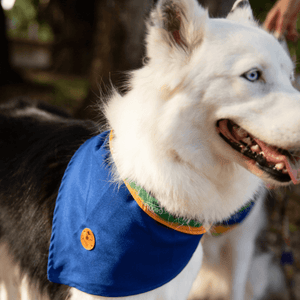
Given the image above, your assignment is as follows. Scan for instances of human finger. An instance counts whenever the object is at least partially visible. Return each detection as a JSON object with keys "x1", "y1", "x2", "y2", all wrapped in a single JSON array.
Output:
[
  {"x1": 264, "y1": 9, "x2": 280, "y2": 31},
  {"x1": 286, "y1": 23, "x2": 299, "y2": 41}
]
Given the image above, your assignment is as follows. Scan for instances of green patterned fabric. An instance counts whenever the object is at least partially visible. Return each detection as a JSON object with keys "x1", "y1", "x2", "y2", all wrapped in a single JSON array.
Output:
[
  {"x1": 127, "y1": 181, "x2": 256, "y2": 233},
  {"x1": 128, "y1": 181, "x2": 203, "y2": 228}
]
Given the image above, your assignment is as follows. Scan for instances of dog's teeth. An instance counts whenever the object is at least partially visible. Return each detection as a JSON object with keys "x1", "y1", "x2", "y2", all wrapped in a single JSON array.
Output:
[
  {"x1": 275, "y1": 162, "x2": 284, "y2": 170},
  {"x1": 259, "y1": 151, "x2": 265, "y2": 157},
  {"x1": 251, "y1": 145, "x2": 260, "y2": 152},
  {"x1": 242, "y1": 137, "x2": 252, "y2": 146},
  {"x1": 241, "y1": 146, "x2": 251, "y2": 154},
  {"x1": 282, "y1": 168, "x2": 288, "y2": 174}
]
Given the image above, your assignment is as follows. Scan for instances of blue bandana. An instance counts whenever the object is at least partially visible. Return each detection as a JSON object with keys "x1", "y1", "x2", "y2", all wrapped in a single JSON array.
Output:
[
  {"x1": 47, "y1": 131, "x2": 202, "y2": 297},
  {"x1": 47, "y1": 131, "x2": 255, "y2": 297}
]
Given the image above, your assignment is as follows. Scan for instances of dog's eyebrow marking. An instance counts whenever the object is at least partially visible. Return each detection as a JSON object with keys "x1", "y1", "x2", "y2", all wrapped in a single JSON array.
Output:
[
  {"x1": 167, "y1": 149, "x2": 199, "y2": 172},
  {"x1": 160, "y1": 80, "x2": 186, "y2": 101},
  {"x1": 168, "y1": 149, "x2": 184, "y2": 164},
  {"x1": 161, "y1": 84, "x2": 172, "y2": 100}
]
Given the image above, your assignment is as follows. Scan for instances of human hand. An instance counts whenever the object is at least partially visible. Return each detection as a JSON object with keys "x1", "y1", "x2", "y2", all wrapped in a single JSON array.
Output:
[{"x1": 264, "y1": 0, "x2": 300, "y2": 41}]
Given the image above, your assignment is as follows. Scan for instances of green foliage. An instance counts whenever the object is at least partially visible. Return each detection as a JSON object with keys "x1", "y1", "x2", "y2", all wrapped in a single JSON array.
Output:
[
  {"x1": 5, "y1": 0, "x2": 37, "y2": 32},
  {"x1": 38, "y1": 22, "x2": 54, "y2": 42},
  {"x1": 53, "y1": 79, "x2": 90, "y2": 107},
  {"x1": 4, "y1": 0, "x2": 54, "y2": 42},
  {"x1": 31, "y1": 73, "x2": 90, "y2": 110},
  {"x1": 251, "y1": 0, "x2": 277, "y2": 22},
  {"x1": 289, "y1": 223, "x2": 299, "y2": 233}
]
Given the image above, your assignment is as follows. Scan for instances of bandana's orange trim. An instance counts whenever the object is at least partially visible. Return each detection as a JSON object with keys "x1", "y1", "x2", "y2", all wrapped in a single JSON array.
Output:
[
  {"x1": 123, "y1": 179, "x2": 207, "y2": 235},
  {"x1": 109, "y1": 130, "x2": 206, "y2": 235},
  {"x1": 210, "y1": 224, "x2": 238, "y2": 236}
]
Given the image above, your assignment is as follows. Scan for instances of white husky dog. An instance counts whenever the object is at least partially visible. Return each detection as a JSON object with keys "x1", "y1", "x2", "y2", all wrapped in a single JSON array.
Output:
[
  {"x1": 1, "y1": 0, "x2": 300, "y2": 300},
  {"x1": 99, "y1": 0, "x2": 300, "y2": 299}
]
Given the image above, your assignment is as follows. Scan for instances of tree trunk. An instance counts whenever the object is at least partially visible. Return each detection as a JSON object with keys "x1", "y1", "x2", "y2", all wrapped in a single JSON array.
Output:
[
  {"x1": 0, "y1": 5, "x2": 22, "y2": 86},
  {"x1": 74, "y1": 0, "x2": 152, "y2": 120}
]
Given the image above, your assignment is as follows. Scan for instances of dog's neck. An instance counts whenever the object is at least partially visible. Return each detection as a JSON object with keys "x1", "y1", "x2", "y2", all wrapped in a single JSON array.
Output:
[{"x1": 106, "y1": 76, "x2": 263, "y2": 224}]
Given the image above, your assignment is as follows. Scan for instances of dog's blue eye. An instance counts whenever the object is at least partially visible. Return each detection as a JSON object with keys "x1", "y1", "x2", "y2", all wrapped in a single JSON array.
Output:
[{"x1": 243, "y1": 69, "x2": 260, "y2": 82}]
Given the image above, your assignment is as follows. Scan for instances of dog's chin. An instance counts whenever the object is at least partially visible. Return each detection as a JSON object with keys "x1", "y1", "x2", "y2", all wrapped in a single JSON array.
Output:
[{"x1": 216, "y1": 119, "x2": 300, "y2": 186}]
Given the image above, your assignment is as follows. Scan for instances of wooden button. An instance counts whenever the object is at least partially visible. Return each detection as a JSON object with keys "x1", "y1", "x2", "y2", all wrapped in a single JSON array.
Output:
[{"x1": 81, "y1": 228, "x2": 95, "y2": 250}]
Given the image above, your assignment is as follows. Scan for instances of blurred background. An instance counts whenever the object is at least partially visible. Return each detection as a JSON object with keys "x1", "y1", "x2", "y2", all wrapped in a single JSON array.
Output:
[
  {"x1": 0, "y1": 0, "x2": 300, "y2": 299},
  {"x1": 3, "y1": 0, "x2": 298, "y2": 119}
]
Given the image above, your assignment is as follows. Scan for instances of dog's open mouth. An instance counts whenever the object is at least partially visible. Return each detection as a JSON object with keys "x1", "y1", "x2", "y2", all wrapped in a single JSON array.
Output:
[{"x1": 217, "y1": 119, "x2": 300, "y2": 184}]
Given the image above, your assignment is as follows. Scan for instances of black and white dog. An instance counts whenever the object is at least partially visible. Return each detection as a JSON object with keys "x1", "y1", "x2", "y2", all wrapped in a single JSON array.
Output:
[{"x1": 0, "y1": 99, "x2": 97, "y2": 299}]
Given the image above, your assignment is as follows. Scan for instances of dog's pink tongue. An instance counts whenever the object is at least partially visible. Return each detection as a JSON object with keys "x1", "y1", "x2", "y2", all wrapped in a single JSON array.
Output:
[{"x1": 254, "y1": 138, "x2": 300, "y2": 184}]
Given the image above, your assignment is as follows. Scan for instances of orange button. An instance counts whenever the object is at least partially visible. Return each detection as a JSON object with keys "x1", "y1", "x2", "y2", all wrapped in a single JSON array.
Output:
[{"x1": 81, "y1": 228, "x2": 95, "y2": 250}]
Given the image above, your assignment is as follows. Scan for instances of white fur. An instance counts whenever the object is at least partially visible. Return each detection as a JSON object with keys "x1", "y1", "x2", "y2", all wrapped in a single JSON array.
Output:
[
  {"x1": 0, "y1": 243, "x2": 50, "y2": 300},
  {"x1": 190, "y1": 191, "x2": 268, "y2": 299},
  {"x1": 105, "y1": 0, "x2": 298, "y2": 225},
  {"x1": 188, "y1": 188, "x2": 267, "y2": 300},
  {"x1": 227, "y1": 0, "x2": 257, "y2": 26}
]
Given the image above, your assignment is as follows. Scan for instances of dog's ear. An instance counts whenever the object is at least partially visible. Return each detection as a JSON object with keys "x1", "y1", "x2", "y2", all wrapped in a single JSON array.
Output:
[
  {"x1": 226, "y1": 0, "x2": 256, "y2": 26},
  {"x1": 146, "y1": 0, "x2": 207, "y2": 58}
]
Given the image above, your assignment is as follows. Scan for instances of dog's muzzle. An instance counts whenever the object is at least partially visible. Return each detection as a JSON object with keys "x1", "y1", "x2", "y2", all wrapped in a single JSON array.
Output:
[{"x1": 216, "y1": 119, "x2": 300, "y2": 184}]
